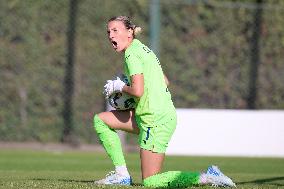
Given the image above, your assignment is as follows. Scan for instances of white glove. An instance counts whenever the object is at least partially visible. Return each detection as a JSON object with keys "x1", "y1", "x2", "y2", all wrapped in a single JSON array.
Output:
[{"x1": 103, "y1": 77, "x2": 126, "y2": 98}]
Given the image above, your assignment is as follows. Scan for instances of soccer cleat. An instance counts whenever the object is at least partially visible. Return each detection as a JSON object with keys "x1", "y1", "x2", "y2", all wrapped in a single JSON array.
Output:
[
  {"x1": 205, "y1": 165, "x2": 236, "y2": 187},
  {"x1": 95, "y1": 171, "x2": 132, "y2": 185}
]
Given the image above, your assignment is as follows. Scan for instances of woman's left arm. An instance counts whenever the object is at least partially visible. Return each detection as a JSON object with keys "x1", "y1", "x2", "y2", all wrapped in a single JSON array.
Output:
[{"x1": 164, "y1": 74, "x2": 169, "y2": 86}]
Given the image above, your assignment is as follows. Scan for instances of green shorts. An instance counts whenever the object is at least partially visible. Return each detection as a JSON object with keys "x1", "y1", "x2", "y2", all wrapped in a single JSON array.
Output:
[{"x1": 136, "y1": 110, "x2": 177, "y2": 153}]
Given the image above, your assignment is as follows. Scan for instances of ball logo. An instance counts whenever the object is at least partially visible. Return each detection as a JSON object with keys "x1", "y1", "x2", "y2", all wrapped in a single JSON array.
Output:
[{"x1": 124, "y1": 98, "x2": 135, "y2": 108}]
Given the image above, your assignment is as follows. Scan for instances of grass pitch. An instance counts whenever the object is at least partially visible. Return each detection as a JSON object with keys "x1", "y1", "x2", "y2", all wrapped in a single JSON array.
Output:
[{"x1": 0, "y1": 149, "x2": 283, "y2": 189}]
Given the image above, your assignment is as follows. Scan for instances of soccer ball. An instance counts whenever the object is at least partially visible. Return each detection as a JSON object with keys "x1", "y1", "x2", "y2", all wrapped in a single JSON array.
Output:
[
  {"x1": 107, "y1": 74, "x2": 135, "y2": 110},
  {"x1": 108, "y1": 92, "x2": 135, "y2": 110}
]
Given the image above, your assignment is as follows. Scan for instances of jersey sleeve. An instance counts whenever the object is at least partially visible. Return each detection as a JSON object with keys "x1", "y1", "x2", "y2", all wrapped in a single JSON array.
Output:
[{"x1": 125, "y1": 52, "x2": 143, "y2": 76}]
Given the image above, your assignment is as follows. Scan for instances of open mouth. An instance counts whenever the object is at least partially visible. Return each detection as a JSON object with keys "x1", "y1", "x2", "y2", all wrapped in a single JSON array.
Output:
[{"x1": 111, "y1": 41, "x2": 118, "y2": 49}]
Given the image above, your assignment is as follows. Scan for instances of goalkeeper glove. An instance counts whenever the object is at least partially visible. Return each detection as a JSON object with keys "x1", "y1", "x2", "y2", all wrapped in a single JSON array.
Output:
[{"x1": 103, "y1": 77, "x2": 126, "y2": 98}]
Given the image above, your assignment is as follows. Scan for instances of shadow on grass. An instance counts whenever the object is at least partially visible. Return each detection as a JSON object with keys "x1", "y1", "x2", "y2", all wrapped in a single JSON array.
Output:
[
  {"x1": 32, "y1": 178, "x2": 143, "y2": 186},
  {"x1": 237, "y1": 176, "x2": 284, "y2": 187}
]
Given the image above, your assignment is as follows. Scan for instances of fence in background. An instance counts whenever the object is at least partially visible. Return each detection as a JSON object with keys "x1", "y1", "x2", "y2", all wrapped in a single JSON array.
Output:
[{"x1": 0, "y1": 0, "x2": 283, "y2": 144}]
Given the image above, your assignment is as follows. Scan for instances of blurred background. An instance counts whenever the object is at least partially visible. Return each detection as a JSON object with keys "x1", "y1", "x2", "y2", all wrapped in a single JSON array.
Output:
[{"x1": 0, "y1": 0, "x2": 283, "y2": 147}]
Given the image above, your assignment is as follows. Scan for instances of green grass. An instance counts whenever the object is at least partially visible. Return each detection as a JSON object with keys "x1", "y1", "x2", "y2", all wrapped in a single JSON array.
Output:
[{"x1": 0, "y1": 149, "x2": 284, "y2": 188}]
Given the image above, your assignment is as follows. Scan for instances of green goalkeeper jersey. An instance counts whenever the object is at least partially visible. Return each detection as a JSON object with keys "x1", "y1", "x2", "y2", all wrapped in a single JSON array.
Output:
[{"x1": 124, "y1": 39, "x2": 175, "y2": 127}]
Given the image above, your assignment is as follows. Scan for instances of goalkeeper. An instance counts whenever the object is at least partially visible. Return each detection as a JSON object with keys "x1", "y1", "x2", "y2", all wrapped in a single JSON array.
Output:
[{"x1": 93, "y1": 15, "x2": 235, "y2": 188}]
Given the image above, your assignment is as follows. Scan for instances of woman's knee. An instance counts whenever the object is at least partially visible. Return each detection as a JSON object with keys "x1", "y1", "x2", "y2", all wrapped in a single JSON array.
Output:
[
  {"x1": 94, "y1": 111, "x2": 118, "y2": 130},
  {"x1": 94, "y1": 112, "x2": 107, "y2": 123},
  {"x1": 97, "y1": 111, "x2": 110, "y2": 122},
  {"x1": 93, "y1": 112, "x2": 108, "y2": 130}
]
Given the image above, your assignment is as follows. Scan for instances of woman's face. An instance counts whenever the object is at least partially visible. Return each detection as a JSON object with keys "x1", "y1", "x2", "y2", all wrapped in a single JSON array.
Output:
[{"x1": 107, "y1": 20, "x2": 133, "y2": 52}]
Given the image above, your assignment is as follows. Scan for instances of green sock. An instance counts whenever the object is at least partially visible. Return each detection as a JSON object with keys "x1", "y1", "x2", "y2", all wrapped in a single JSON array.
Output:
[
  {"x1": 143, "y1": 171, "x2": 200, "y2": 188},
  {"x1": 93, "y1": 114, "x2": 126, "y2": 166}
]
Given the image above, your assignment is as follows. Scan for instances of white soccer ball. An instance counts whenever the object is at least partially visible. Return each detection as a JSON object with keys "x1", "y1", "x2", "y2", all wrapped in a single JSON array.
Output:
[
  {"x1": 108, "y1": 92, "x2": 135, "y2": 110},
  {"x1": 107, "y1": 74, "x2": 135, "y2": 110}
]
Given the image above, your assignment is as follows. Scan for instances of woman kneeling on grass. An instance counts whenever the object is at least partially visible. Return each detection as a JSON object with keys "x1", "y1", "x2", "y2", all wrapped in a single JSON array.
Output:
[{"x1": 93, "y1": 15, "x2": 236, "y2": 188}]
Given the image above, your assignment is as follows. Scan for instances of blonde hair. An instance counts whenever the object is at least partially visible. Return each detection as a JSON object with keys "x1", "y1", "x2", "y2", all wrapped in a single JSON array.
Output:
[{"x1": 108, "y1": 16, "x2": 142, "y2": 37}]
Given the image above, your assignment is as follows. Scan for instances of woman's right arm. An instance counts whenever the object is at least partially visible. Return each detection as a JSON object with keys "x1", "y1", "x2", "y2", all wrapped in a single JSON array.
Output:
[{"x1": 123, "y1": 74, "x2": 144, "y2": 98}]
